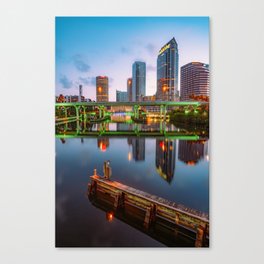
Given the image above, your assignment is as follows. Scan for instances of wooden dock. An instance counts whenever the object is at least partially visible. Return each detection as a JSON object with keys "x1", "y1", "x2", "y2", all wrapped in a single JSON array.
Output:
[{"x1": 88, "y1": 169, "x2": 209, "y2": 247}]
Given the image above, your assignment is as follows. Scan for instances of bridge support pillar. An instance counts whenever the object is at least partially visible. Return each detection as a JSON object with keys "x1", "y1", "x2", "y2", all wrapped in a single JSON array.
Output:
[
  {"x1": 133, "y1": 105, "x2": 140, "y2": 119},
  {"x1": 163, "y1": 105, "x2": 167, "y2": 121},
  {"x1": 160, "y1": 105, "x2": 164, "y2": 120},
  {"x1": 99, "y1": 106, "x2": 105, "y2": 118},
  {"x1": 74, "y1": 106, "x2": 80, "y2": 120}
]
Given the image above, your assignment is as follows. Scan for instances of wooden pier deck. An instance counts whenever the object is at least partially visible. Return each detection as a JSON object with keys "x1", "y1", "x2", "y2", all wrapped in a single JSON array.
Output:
[{"x1": 88, "y1": 171, "x2": 209, "y2": 247}]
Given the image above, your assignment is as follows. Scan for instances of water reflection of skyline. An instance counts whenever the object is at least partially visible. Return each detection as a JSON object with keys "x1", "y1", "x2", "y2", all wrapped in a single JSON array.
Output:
[
  {"x1": 156, "y1": 139, "x2": 176, "y2": 183},
  {"x1": 61, "y1": 136, "x2": 209, "y2": 183}
]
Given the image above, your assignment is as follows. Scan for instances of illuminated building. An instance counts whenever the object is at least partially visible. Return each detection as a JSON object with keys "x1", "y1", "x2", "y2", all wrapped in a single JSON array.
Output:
[
  {"x1": 156, "y1": 38, "x2": 179, "y2": 101},
  {"x1": 178, "y1": 140, "x2": 205, "y2": 165},
  {"x1": 132, "y1": 61, "x2": 146, "y2": 102},
  {"x1": 96, "y1": 76, "x2": 109, "y2": 102},
  {"x1": 180, "y1": 62, "x2": 209, "y2": 101},
  {"x1": 127, "y1": 78, "x2": 133, "y2": 102},
  {"x1": 65, "y1": 95, "x2": 85, "y2": 102},
  {"x1": 116, "y1": 90, "x2": 128, "y2": 102},
  {"x1": 97, "y1": 138, "x2": 110, "y2": 152},
  {"x1": 155, "y1": 139, "x2": 176, "y2": 183},
  {"x1": 142, "y1": 95, "x2": 156, "y2": 102}
]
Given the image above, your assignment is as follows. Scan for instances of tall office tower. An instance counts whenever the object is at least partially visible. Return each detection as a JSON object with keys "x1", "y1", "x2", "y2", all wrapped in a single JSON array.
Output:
[
  {"x1": 79, "y1": 84, "x2": 83, "y2": 102},
  {"x1": 96, "y1": 76, "x2": 109, "y2": 102},
  {"x1": 132, "y1": 61, "x2": 146, "y2": 101},
  {"x1": 180, "y1": 62, "x2": 209, "y2": 101},
  {"x1": 156, "y1": 37, "x2": 179, "y2": 101},
  {"x1": 116, "y1": 90, "x2": 128, "y2": 102},
  {"x1": 127, "y1": 78, "x2": 133, "y2": 102},
  {"x1": 155, "y1": 139, "x2": 176, "y2": 183}
]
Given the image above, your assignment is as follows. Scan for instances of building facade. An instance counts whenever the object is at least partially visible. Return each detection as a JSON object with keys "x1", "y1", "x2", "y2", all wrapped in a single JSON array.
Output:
[
  {"x1": 180, "y1": 62, "x2": 209, "y2": 101},
  {"x1": 127, "y1": 78, "x2": 133, "y2": 102},
  {"x1": 96, "y1": 76, "x2": 109, "y2": 102},
  {"x1": 132, "y1": 61, "x2": 146, "y2": 102},
  {"x1": 156, "y1": 37, "x2": 179, "y2": 101},
  {"x1": 116, "y1": 90, "x2": 128, "y2": 102}
]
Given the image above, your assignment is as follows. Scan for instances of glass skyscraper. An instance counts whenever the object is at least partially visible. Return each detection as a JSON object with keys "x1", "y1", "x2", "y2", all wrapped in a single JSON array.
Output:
[
  {"x1": 132, "y1": 61, "x2": 146, "y2": 102},
  {"x1": 156, "y1": 38, "x2": 179, "y2": 101},
  {"x1": 116, "y1": 90, "x2": 128, "y2": 102}
]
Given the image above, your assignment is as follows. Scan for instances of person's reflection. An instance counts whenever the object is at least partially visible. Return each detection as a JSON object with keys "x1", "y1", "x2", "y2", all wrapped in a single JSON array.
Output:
[{"x1": 60, "y1": 138, "x2": 66, "y2": 144}]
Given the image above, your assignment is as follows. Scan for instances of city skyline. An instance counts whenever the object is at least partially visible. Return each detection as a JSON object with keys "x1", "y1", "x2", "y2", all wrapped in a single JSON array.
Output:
[{"x1": 56, "y1": 17, "x2": 209, "y2": 101}]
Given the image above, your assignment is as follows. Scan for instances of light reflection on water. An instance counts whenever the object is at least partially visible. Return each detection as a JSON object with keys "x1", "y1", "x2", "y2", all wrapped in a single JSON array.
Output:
[{"x1": 56, "y1": 123, "x2": 209, "y2": 247}]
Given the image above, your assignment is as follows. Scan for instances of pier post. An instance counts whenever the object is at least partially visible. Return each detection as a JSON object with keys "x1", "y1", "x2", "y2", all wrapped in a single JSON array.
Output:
[
  {"x1": 144, "y1": 204, "x2": 156, "y2": 229},
  {"x1": 195, "y1": 224, "x2": 206, "y2": 247},
  {"x1": 114, "y1": 191, "x2": 125, "y2": 211}
]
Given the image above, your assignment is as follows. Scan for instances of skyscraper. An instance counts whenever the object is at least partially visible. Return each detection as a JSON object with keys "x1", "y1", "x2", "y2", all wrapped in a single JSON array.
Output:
[
  {"x1": 116, "y1": 90, "x2": 128, "y2": 102},
  {"x1": 180, "y1": 62, "x2": 209, "y2": 101},
  {"x1": 96, "y1": 76, "x2": 109, "y2": 102},
  {"x1": 79, "y1": 84, "x2": 82, "y2": 102},
  {"x1": 132, "y1": 61, "x2": 146, "y2": 101},
  {"x1": 127, "y1": 78, "x2": 133, "y2": 102},
  {"x1": 156, "y1": 37, "x2": 179, "y2": 101}
]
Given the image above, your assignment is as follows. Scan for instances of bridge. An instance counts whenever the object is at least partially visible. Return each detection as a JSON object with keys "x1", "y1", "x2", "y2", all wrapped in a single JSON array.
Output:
[
  {"x1": 55, "y1": 101, "x2": 208, "y2": 120},
  {"x1": 88, "y1": 165, "x2": 209, "y2": 247}
]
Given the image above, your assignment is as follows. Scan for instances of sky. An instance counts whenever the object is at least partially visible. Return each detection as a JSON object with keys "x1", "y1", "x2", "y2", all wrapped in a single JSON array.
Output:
[{"x1": 56, "y1": 17, "x2": 209, "y2": 101}]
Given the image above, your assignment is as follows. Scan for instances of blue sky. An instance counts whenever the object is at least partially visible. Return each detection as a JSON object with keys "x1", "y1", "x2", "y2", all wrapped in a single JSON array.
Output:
[{"x1": 56, "y1": 17, "x2": 209, "y2": 101}]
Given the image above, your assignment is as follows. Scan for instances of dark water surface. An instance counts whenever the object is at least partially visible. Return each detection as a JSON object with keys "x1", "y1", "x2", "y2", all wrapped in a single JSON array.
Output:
[{"x1": 56, "y1": 128, "x2": 209, "y2": 247}]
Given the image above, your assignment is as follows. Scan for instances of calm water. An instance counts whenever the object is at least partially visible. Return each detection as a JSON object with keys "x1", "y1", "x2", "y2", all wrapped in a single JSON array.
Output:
[{"x1": 56, "y1": 120, "x2": 209, "y2": 247}]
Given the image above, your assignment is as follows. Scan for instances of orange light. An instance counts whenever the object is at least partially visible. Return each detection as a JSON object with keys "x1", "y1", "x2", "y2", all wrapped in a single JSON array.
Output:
[
  {"x1": 106, "y1": 212, "x2": 114, "y2": 222},
  {"x1": 187, "y1": 161, "x2": 196, "y2": 166},
  {"x1": 159, "y1": 141, "x2": 165, "y2": 151},
  {"x1": 98, "y1": 87, "x2": 102, "y2": 93},
  {"x1": 99, "y1": 142, "x2": 106, "y2": 152},
  {"x1": 128, "y1": 152, "x2": 132, "y2": 161}
]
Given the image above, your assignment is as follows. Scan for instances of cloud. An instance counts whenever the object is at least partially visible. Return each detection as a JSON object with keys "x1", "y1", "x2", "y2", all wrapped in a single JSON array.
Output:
[
  {"x1": 78, "y1": 76, "x2": 96, "y2": 86},
  {"x1": 147, "y1": 65, "x2": 156, "y2": 72},
  {"x1": 145, "y1": 43, "x2": 156, "y2": 55},
  {"x1": 59, "y1": 75, "x2": 73, "y2": 89},
  {"x1": 72, "y1": 54, "x2": 90, "y2": 72},
  {"x1": 120, "y1": 46, "x2": 132, "y2": 54}
]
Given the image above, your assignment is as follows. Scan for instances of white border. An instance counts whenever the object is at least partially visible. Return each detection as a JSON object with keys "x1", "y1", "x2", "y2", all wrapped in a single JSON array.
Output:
[{"x1": 1, "y1": 0, "x2": 264, "y2": 263}]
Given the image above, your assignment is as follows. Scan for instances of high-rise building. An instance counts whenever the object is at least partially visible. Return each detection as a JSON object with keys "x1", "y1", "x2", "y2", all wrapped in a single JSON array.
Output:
[
  {"x1": 132, "y1": 61, "x2": 146, "y2": 101},
  {"x1": 155, "y1": 139, "x2": 176, "y2": 183},
  {"x1": 96, "y1": 76, "x2": 109, "y2": 102},
  {"x1": 116, "y1": 90, "x2": 128, "y2": 102},
  {"x1": 79, "y1": 84, "x2": 82, "y2": 102},
  {"x1": 127, "y1": 78, "x2": 133, "y2": 102},
  {"x1": 180, "y1": 62, "x2": 209, "y2": 101},
  {"x1": 156, "y1": 38, "x2": 179, "y2": 101}
]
